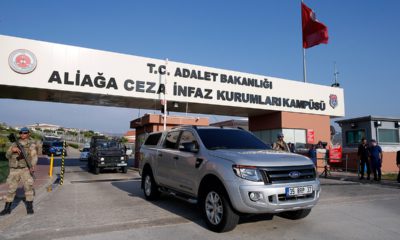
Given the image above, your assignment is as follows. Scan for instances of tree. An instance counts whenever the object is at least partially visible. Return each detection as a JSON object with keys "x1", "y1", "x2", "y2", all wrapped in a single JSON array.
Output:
[{"x1": 120, "y1": 137, "x2": 129, "y2": 144}]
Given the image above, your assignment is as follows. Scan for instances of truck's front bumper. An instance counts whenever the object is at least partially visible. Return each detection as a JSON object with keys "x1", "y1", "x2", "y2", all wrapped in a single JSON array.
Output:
[
  {"x1": 98, "y1": 162, "x2": 127, "y2": 168},
  {"x1": 226, "y1": 179, "x2": 321, "y2": 214}
]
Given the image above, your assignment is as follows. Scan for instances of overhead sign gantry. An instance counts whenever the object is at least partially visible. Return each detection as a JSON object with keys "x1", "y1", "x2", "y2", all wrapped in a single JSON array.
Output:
[{"x1": 0, "y1": 35, "x2": 344, "y2": 117}]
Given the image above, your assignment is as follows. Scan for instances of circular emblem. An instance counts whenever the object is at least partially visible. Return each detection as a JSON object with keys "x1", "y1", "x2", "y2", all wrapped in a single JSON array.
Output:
[
  {"x1": 8, "y1": 49, "x2": 37, "y2": 74},
  {"x1": 289, "y1": 171, "x2": 301, "y2": 179}
]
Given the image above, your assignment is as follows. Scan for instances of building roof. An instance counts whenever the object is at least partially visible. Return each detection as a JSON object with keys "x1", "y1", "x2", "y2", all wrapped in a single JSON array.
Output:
[
  {"x1": 335, "y1": 115, "x2": 400, "y2": 124},
  {"x1": 210, "y1": 119, "x2": 248, "y2": 126},
  {"x1": 124, "y1": 130, "x2": 136, "y2": 137}
]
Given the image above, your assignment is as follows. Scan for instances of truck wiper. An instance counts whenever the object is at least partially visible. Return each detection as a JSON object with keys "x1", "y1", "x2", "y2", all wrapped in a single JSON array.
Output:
[{"x1": 208, "y1": 146, "x2": 229, "y2": 150}]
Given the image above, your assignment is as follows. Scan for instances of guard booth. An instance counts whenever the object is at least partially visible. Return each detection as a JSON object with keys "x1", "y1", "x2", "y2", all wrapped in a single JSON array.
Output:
[{"x1": 336, "y1": 116, "x2": 400, "y2": 173}]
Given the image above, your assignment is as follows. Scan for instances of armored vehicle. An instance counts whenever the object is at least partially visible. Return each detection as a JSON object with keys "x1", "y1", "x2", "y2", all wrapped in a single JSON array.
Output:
[{"x1": 88, "y1": 136, "x2": 128, "y2": 174}]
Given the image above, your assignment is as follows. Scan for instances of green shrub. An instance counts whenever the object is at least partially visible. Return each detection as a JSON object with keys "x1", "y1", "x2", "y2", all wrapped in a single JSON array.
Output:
[
  {"x1": 0, "y1": 161, "x2": 9, "y2": 183},
  {"x1": 68, "y1": 143, "x2": 79, "y2": 149}
]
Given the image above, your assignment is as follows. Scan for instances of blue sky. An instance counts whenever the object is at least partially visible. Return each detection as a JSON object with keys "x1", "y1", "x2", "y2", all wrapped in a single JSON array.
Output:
[{"x1": 0, "y1": 0, "x2": 399, "y2": 133}]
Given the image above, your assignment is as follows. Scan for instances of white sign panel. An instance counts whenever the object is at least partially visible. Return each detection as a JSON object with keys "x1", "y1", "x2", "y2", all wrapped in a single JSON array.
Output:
[{"x1": 0, "y1": 35, "x2": 344, "y2": 117}]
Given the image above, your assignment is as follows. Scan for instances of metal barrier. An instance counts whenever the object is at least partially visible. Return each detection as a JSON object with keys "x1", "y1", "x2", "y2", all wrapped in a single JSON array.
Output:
[
  {"x1": 317, "y1": 155, "x2": 360, "y2": 178},
  {"x1": 60, "y1": 141, "x2": 66, "y2": 185}
]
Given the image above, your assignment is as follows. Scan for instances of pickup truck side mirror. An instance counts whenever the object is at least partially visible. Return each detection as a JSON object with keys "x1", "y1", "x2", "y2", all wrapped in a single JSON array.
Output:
[{"x1": 179, "y1": 142, "x2": 199, "y2": 153}]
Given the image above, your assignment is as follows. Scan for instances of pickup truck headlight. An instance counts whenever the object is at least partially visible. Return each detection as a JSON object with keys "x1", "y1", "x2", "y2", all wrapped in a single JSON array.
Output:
[{"x1": 232, "y1": 165, "x2": 263, "y2": 182}]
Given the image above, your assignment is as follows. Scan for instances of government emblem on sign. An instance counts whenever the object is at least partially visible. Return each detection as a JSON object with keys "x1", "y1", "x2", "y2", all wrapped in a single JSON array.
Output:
[
  {"x1": 8, "y1": 49, "x2": 37, "y2": 74},
  {"x1": 329, "y1": 94, "x2": 338, "y2": 109}
]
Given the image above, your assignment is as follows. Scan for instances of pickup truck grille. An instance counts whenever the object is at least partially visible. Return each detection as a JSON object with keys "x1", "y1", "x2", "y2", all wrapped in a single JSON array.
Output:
[
  {"x1": 103, "y1": 156, "x2": 123, "y2": 163},
  {"x1": 260, "y1": 165, "x2": 316, "y2": 184}
]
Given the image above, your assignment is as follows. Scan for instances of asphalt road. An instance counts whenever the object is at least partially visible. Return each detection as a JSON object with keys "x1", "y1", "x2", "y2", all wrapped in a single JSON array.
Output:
[{"x1": 0, "y1": 157, "x2": 399, "y2": 240}]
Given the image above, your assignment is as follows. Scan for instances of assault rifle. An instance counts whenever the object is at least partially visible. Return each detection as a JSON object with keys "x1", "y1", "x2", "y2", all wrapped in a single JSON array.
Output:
[{"x1": 8, "y1": 133, "x2": 36, "y2": 180}]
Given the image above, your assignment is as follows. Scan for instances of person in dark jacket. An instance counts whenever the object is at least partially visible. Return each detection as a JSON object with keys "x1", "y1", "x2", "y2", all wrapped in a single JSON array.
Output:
[
  {"x1": 308, "y1": 144, "x2": 317, "y2": 167},
  {"x1": 396, "y1": 150, "x2": 400, "y2": 183},
  {"x1": 357, "y1": 138, "x2": 370, "y2": 180},
  {"x1": 369, "y1": 139, "x2": 382, "y2": 181}
]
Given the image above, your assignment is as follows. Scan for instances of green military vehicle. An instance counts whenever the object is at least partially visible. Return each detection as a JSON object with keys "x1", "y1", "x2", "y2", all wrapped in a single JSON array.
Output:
[{"x1": 88, "y1": 136, "x2": 128, "y2": 174}]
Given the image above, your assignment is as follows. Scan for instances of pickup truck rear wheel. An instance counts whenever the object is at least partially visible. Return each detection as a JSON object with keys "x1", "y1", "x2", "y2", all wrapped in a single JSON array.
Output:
[
  {"x1": 142, "y1": 171, "x2": 160, "y2": 200},
  {"x1": 201, "y1": 187, "x2": 239, "y2": 232},
  {"x1": 279, "y1": 209, "x2": 311, "y2": 220}
]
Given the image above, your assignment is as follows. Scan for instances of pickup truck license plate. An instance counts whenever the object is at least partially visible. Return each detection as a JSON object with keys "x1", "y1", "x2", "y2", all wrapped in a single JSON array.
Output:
[
  {"x1": 117, "y1": 163, "x2": 127, "y2": 166},
  {"x1": 286, "y1": 186, "x2": 313, "y2": 197}
]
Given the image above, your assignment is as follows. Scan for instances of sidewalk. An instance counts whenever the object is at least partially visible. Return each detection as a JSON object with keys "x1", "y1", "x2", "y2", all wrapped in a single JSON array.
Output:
[
  {"x1": 0, "y1": 157, "x2": 54, "y2": 202},
  {"x1": 0, "y1": 157, "x2": 57, "y2": 232},
  {"x1": 318, "y1": 170, "x2": 400, "y2": 187}
]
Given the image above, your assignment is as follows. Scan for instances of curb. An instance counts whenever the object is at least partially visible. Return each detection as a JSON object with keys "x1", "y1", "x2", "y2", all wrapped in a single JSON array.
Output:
[{"x1": 319, "y1": 175, "x2": 400, "y2": 187}]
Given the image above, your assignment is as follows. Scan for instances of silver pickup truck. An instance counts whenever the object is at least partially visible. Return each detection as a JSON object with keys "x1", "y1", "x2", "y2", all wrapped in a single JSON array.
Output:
[{"x1": 139, "y1": 126, "x2": 320, "y2": 232}]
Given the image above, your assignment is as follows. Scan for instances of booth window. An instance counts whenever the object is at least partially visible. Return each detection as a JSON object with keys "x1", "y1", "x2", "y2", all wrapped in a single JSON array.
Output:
[
  {"x1": 378, "y1": 129, "x2": 400, "y2": 144},
  {"x1": 346, "y1": 129, "x2": 365, "y2": 145}
]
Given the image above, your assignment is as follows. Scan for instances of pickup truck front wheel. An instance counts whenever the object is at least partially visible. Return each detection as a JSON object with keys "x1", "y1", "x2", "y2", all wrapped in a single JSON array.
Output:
[
  {"x1": 201, "y1": 187, "x2": 239, "y2": 232},
  {"x1": 142, "y1": 171, "x2": 160, "y2": 200}
]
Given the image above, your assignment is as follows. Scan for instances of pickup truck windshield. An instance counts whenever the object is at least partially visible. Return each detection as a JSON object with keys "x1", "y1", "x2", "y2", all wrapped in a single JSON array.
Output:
[
  {"x1": 197, "y1": 129, "x2": 270, "y2": 150},
  {"x1": 96, "y1": 140, "x2": 121, "y2": 150}
]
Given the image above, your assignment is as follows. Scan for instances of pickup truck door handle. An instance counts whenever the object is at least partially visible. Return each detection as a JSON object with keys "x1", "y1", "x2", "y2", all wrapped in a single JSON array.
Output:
[
  {"x1": 158, "y1": 153, "x2": 163, "y2": 157},
  {"x1": 195, "y1": 158, "x2": 203, "y2": 168},
  {"x1": 173, "y1": 156, "x2": 179, "y2": 160}
]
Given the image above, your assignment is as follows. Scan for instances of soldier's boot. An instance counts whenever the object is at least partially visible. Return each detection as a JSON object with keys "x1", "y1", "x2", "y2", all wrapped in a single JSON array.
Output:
[
  {"x1": 26, "y1": 201, "x2": 34, "y2": 215},
  {"x1": 0, "y1": 202, "x2": 12, "y2": 216}
]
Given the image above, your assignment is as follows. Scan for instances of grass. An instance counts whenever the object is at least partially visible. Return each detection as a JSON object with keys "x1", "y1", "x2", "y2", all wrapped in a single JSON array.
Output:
[
  {"x1": 0, "y1": 161, "x2": 9, "y2": 183},
  {"x1": 68, "y1": 142, "x2": 79, "y2": 149},
  {"x1": 382, "y1": 173, "x2": 399, "y2": 181}
]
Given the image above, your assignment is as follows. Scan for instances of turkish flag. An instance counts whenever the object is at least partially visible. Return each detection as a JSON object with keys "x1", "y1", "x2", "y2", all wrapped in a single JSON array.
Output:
[{"x1": 302, "y1": 2, "x2": 329, "y2": 49}]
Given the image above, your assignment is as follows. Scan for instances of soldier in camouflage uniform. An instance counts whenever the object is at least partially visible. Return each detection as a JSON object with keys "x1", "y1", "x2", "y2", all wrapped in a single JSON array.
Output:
[
  {"x1": 272, "y1": 133, "x2": 290, "y2": 152},
  {"x1": 0, "y1": 127, "x2": 38, "y2": 215}
]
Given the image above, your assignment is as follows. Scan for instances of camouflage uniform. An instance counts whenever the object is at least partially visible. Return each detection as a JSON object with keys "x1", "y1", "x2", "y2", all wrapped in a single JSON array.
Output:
[
  {"x1": 273, "y1": 140, "x2": 290, "y2": 152},
  {"x1": 4, "y1": 139, "x2": 38, "y2": 202}
]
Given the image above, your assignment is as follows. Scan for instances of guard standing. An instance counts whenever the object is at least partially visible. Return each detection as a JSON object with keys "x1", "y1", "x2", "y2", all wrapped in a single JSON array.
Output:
[
  {"x1": 273, "y1": 133, "x2": 290, "y2": 152},
  {"x1": 0, "y1": 127, "x2": 38, "y2": 216},
  {"x1": 357, "y1": 138, "x2": 371, "y2": 180},
  {"x1": 369, "y1": 139, "x2": 383, "y2": 182}
]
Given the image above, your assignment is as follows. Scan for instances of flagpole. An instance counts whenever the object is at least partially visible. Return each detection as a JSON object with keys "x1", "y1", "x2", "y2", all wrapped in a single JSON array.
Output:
[
  {"x1": 163, "y1": 58, "x2": 168, "y2": 131},
  {"x1": 303, "y1": 48, "x2": 307, "y2": 83},
  {"x1": 302, "y1": 0, "x2": 307, "y2": 83}
]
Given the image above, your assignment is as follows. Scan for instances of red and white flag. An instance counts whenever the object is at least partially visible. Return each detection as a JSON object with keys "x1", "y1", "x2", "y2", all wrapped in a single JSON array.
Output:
[{"x1": 301, "y1": 2, "x2": 329, "y2": 49}]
